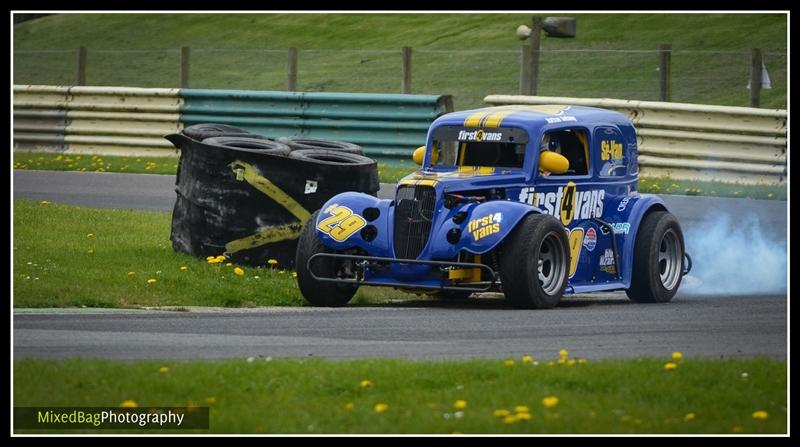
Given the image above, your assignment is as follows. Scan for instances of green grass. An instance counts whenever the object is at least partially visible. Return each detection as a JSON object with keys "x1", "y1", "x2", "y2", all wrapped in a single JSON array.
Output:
[
  {"x1": 13, "y1": 356, "x2": 787, "y2": 434},
  {"x1": 12, "y1": 200, "x2": 418, "y2": 308},
  {"x1": 14, "y1": 152, "x2": 787, "y2": 200},
  {"x1": 13, "y1": 13, "x2": 787, "y2": 109}
]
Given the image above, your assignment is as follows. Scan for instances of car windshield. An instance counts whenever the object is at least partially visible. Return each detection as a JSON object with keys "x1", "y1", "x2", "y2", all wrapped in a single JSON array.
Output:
[{"x1": 429, "y1": 126, "x2": 529, "y2": 169}]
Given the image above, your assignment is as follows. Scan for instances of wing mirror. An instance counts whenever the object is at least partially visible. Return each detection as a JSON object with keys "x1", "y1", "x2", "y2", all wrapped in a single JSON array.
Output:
[
  {"x1": 412, "y1": 146, "x2": 438, "y2": 165},
  {"x1": 539, "y1": 150, "x2": 569, "y2": 174}
]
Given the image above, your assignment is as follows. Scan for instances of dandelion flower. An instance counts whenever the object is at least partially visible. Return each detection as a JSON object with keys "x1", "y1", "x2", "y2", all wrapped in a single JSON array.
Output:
[
  {"x1": 567, "y1": 359, "x2": 576, "y2": 367},
  {"x1": 205, "y1": 397, "x2": 216, "y2": 405},
  {"x1": 503, "y1": 415, "x2": 518, "y2": 424},
  {"x1": 147, "y1": 278, "x2": 157, "y2": 284},
  {"x1": 359, "y1": 380, "x2": 373, "y2": 389},
  {"x1": 206, "y1": 256, "x2": 215, "y2": 261},
  {"x1": 514, "y1": 405, "x2": 530, "y2": 414},
  {"x1": 684, "y1": 412, "x2": 695, "y2": 422},
  {"x1": 664, "y1": 362, "x2": 678, "y2": 370},
  {"x1": 86, "y1": 233, "x2": 94, "y2": 238},
  {"x1": 292, "y1": 272, "x2": 297, "y2": 278},
  {"x1": 234, "y1": 267, "x2": 245, "y2": 276},
  {"x1": 268, "y1": 259, "x2": 278, "y2": 266},
  {"x1": 374, "y1": 403, "x2": 389, "y2": 414},
  {"x1": 559, "y1": 348, "x2": 569, "y2": 358},
  {"x1": 522, "y1": 355, "x2": 534, "y2": 364},
  {"x1": 40, "y1": 200, "x2": 51, "y2": 205},
  {"x1": 159, "y1": 366, "x2": 169, "y2": 373},
  {"x1": 343, "y1": 402, "x2": 354, "y2": 411},
  {"x1": 226, "y1": 263, "x2": 233, "y2": 267},
  {"x1": 120, "y1": 400, "x2": 138, "y2": 408},
  {"x1": 503, "y1": 359, "x2": 515, "y2": 366},
  {"x1": 493, "y1": 409, "x2": 510, "y2": 418},
  {"x1": 672, "y1": 351, "x2": 683, "y2": 361},
  {"x1": 752, "y1": 411, "x2": 768, "y2": 420},
  {"x1": 516, "y1": 412, "x2": 531, "y2": 421},
  {"x1": 542, "y1": 396, "x2": 559, "y2": 408},
  {"x1": 180, "y1": 266, "x2": 188, "y2": 271},
  {"x1": 127, "y1": 271, "x2": 136, "y2": 277},
  {"x1": 454, "y1": 400, "x2": 467, "y2": 410}
]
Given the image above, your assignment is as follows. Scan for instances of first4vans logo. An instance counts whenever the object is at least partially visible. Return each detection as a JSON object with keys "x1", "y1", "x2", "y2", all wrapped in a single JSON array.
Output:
[
  {"x1": 458, "y1": 130, "x2": 502, "y2": 142},
  {"x1": 520, "y1": 182, "x2": 605, "y2": 226}
]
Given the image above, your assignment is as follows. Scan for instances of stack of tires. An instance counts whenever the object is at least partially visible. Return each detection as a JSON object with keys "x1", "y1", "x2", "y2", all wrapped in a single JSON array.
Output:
[{"x1": 167, "y1": 124, "x2": 379, "y2": 268}]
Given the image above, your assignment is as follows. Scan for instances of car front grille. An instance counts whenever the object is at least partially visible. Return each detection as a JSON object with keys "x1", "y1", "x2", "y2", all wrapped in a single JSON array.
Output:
[{"x1": 393, "y1": 185, "x2": 436, "y2": 259}]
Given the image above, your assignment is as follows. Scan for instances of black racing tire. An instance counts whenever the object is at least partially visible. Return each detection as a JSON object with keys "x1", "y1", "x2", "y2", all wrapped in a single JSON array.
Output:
[
  {"x1": 626, "y1": 211, "x2": 685, "y2": 303},
  {"x1": 295, "y1": 210, "x2": 358, "y2": 307},
  {"x1": 288, "y1": 149, "x2": 376, "y2": 167},
  {"x1": 276, "y1": 137, "x2": 364, "y2": 155},
  {"x1": 183, "y1": 123, "x2": 265, "y2": 141},
  {"x1": 499, "y1": 214, "x2": 570, "y2": 309},
  {"x1": 202, "y1": 136, "x2": 291, "y2": 156}
]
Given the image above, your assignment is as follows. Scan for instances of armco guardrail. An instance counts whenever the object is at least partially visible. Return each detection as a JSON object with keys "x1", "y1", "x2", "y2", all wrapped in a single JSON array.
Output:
[
  {"x1": 485, "y1": 95, "x2": 787, "y2": 185},
  {"x1": 181, "y1": 89, "x2": 452, "y2": 160},
  {"x1": 13, "y1": 85, "x2": 453, "y2": 161}
]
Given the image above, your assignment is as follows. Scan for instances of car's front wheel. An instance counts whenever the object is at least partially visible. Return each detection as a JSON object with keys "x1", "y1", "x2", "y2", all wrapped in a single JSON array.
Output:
[
  {"x1": 626, "y1": 211, "x2": 685, "y2": 303},
  {"x1": 295, "y1": 210, "x2": 358, "y2": 307},
  {"x1": 499, "y1": 214, "x2": 570, "y2": 309}
]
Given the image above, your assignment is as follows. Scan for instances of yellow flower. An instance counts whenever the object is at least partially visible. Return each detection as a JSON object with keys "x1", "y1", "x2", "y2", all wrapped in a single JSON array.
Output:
[
  {"x1": 546, "y1": 361, "x2": 555, "y2": 367},
  {"x1": 39, "y1": 200, "x2": 51, "y2": 205},
  {"x1": 672, "y1": 351, "x2": 683, "y2": 361},
  {"x1": 55, "y1": 155, "x2": 63, "y2": 161},
  {"x1": 343, "y1": 402, "x2": 354, "y2": 411},
  {"x1": 215, "y1": 255, "x2": 226, "y2": 262},
  {"x1": 522, "y1": 355, "x2": 534, "y2": 364},
  {"x1": 120, "y1": 400, "x2": 138, "y2": 408},
  {"x1": 684, "y1": 412, "x2": 695, "y2": 422},
  {"x1": 127, "y1": 271, "x2": 135, "y2": 277},
  {"x1": 226, "y1": 263, "x2": 233, "y2": 267},
  {"x1": 493, "y1": 409, "x2": 510, "y2": 418},
  {"x1": 180, "y1": 266, "x2": 188, "y2": 271},
  {"x1": 159, "y1": 366, "x2": 169, "y2": 373},
  {"x1": 542, "y1": 396, "x2": 559, "y2": 408},
  {"x1": 206, "y1": 256, "x2": 215, "y2": 261},
  {"x1": 514, "y1": 405, "x2": 530, "y2": 414},
  {"x1": 559, "y1": 348, "x2": 568, "y2": 358},
  {"x1": 234, "y1": 267, "x2": 245, "y2": 276},
  {"x1": 503, "y1": 359, "x2": 515, "y2": 366},
  {"x1": 205, "y1": 397, "x2": 216, "y2": 405},
  {"x1": 86, "y1": 233, "x2": 95, "y2": 238},
  {"x1": 359, "y1": 379, "x2": 373, "y2": 389},
  {"x1": 503, "y1": 415, "x2": 518, "y2": 424},
  {"x1": 732, "y1": 426, "x2": 743, "y2": 433},
  {"x1": 268, "y1": 259, "x2": 278, "y2": 266},
  {"x1": 752, "y1": 411, "x2": 768, "y2": 420},
  {"x1": 374, "y1": 403, "x2": 389, "y2": 414},
  {"x1": 87, "y1": 249, "x2": 94, "y2": 254},
  {"x1": 454, "y1": 400, "x2": 467, "y2": 410},
  {"x1": 578, "y1": 358, "x2": 588, "y2": 364},
  {"x1": 516, "y1": 412, "x2": 531, "y2": 421},
  {"x1": 664, "y1": 362, "x2": 678, "y2": 370},
  {"x1": 292, "y1": 272, "x2": 298, "y2": 278},
  {"x1": 147, "y1": 278, "x2": 157, "y2": 284},
  {"x1": 567, "y1": 359, "x2": 576, "y2": 367},
  {"x1": 557, "y1": 358, "x2": 566, "y2": 365}
]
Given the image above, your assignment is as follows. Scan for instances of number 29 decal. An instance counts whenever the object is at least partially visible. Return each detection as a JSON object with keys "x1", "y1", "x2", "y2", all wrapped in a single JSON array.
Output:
[{"x1": 317, "y1": 204, "x2": 366, "y2": 242}]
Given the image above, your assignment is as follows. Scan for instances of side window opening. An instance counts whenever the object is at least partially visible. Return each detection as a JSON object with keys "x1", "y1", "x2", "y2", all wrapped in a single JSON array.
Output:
[{"x1": 540, "y1": 128, "x2": 589, "y2": 176}]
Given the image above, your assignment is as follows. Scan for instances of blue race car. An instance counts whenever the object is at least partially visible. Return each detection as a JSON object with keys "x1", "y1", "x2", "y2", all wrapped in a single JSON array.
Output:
[{"x1": 295, "y1": 105, "x2": 692, "y2": 308}]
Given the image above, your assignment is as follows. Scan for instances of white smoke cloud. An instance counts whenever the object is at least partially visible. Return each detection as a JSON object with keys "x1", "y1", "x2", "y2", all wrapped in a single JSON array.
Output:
[{"x1": 679, "y1": 214, "x2": 787, "y2": 295}]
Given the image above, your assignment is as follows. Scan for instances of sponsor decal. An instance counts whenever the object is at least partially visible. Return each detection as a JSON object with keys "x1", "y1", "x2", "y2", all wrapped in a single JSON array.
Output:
[
  {"x1": 617, "y1": 197, "x2": 631, "y2": 212},
  {"x1": 468, "y1": 212, "x2": 503, "y2": 241},
  {"x1": 520, "y1": 182, "x2": 605, "y2": 226},
  {"x1": 317, "y1": 204, "x2": 366, "y2": 242},
  {"x1": 457, "y1": 129, "x2": 502, "y2": 142},
  {"x1": 304, "y1": 180, "x2": 318, "y2": 194},
  {"x1": 599, "y1": 248, "x2": 616, "y2": 274},
  {"x1": 567, "y1": 228, "x2": 584, "y2": 278},
  {"x1": 544, "y1": 116, "x2": 578, "y2": 124},
  {"x1": 599, "y1": 222, "x2": 631, "y2": 235},
  {"x1": 583, "y1": 227, "x2": 597, "y2": 252},
  {"x1": 600, "y1": 265, "x2": 617, "y2": 275},
  {"x1": 601, "y1": 139, "x2": 623, "y2": 161}
]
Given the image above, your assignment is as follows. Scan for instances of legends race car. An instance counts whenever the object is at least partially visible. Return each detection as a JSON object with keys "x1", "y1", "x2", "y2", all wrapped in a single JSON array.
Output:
[{"x1": 295, "y1": 104, "x2": 692, "y2": 308}]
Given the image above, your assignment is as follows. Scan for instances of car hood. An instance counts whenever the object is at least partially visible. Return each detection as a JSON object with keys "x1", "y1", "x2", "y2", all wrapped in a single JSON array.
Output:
[{"x1": 398, "y1": 167, "x2": 528, "y2": 192}]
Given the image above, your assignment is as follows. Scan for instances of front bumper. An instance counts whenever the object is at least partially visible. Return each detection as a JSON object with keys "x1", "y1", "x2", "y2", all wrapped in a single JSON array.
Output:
[{"x1": 307, "y1": 253, "x2": 498, "y2": 292}]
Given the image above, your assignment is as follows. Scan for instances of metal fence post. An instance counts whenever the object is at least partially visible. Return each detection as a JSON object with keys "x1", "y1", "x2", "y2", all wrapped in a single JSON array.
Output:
[
  {"x1": 401, "y1": 46, "x2": 412, "y2": 94},
  {"x1": 287, "y1": 47, "x2": 298, "y2": 92},
  {"x1": 659, "y1": 44, "x2": 671, "y2": 102},
  {"x1": 528, "y1": 17, "x2": 543, "y2": 95},
  {"x1": 519, "y1": 43, "x2": 532, "y2": 95},
  {"x1": 76, "y1": 47, "x2": 87, "y2": 86},
  {"x1": 180, "y1": 46, "x2": 190, "y2": 88},
  {"x1": 750, "y1": 48, "x2": 762, "y2": 108}
]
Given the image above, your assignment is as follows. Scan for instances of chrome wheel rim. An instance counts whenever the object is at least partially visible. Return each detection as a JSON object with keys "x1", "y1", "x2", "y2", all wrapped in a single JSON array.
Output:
[
  {"x1": 537, "y1": 231, "x2": 566, "y2": 295},
  {"x1": 658, "y1": 229, "x2": 681, "y2": 290}
]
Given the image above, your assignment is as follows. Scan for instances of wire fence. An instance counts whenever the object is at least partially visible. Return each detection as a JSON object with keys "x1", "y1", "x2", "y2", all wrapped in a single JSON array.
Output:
[{"x1": 13, "y1": 48, "x2": 787, "y2": 110}]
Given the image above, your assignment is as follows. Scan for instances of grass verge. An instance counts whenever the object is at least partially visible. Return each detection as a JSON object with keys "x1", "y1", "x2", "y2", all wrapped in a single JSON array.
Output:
[
  {"x1": 13, "y1": 356, "x2": 786, "y2": 434},
  {"x1": 14, "y1": 152, "x2": 787, "y2": 200},
  {"x1": 12, "y1": 200, "x2": 416, "y2": 308}
]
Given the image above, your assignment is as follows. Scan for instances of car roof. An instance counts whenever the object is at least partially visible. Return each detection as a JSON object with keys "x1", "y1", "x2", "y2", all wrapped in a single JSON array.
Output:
[{"x1": 432, "y1": 105, "x2": 632, "y2": 132}]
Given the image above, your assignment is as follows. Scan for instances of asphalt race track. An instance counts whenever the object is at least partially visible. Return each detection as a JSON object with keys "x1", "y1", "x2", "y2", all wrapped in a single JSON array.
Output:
[
  {"x1": 13, "y1": 294, "x2": 787, "y2": 360},
  {"x1": 13, "y1": 170, "x2": 788, "y2": 361}
]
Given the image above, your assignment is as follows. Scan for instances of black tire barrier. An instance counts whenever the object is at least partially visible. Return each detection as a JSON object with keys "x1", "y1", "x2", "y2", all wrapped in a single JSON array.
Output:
[
  {"x1": 166, "y1": 131, "x2": 379, "y2": 268},
  {"x1": 181, "y1": 123, "x2": 264, "y2": 141},
  {"x1": 203, "y1": 136, "x2": 291, "y2": 156},
  {"x1": 287, "y1": 149, "x2": 376, "y2": 167},
  {"x1": 276, "y1": 136, "x2": 364, "y2": 155}
]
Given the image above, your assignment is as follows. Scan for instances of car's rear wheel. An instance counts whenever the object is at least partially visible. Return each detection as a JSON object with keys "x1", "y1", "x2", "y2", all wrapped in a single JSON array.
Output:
[
  {"x1": 626, "y1": 211, "x2": 685, "y2": 303},
  {"x1": 295, "y1": 210, "x2": 358, "y2": 307},
  {"x1": 499, "y1": 214, "x2": 570, "y2": 309}
]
